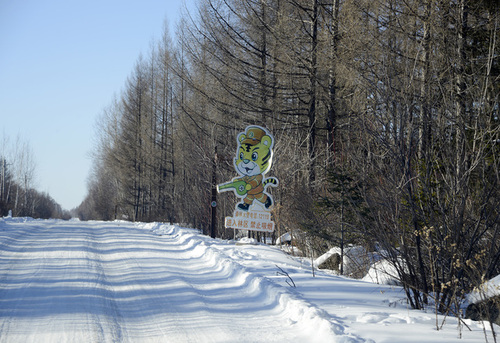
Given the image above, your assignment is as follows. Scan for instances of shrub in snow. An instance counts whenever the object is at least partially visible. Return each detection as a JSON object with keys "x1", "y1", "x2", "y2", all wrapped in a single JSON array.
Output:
[
  {"x1": 467, "y1": 275, "x2": 500, "y2": 304},
  {"x1": 317, "y1": 252, "x2": 341, "y2": 272},
  {"x1": 362, "y1": 259, "x2": 401, "y2": 286},
  {"x1": 465, "y1": 296, "x2": 500, "y2": 326},
  {"x1": 465, "y1": 275, "x2": 500, "y2": 325},
  {"x1": 314, "y1": 246, "x2": 381, "y2": 278},
  {"x1": 276, "y1": 232, "x2": 292, "y2": 245}
]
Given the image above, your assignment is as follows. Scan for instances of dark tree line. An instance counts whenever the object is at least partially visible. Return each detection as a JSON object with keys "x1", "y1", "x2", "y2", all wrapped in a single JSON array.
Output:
[
  {"x1": 0, "y1": 136, "x2": 68, "y2": 219},
  {"x1": 79, "y1": 0, "x2": 499, "y2": 315}
]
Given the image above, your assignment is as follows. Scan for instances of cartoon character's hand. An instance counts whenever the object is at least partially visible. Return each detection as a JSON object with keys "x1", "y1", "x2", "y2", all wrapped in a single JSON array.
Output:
[{"x1": 245, "y1": 183, "x2": 252, "y2": 191}]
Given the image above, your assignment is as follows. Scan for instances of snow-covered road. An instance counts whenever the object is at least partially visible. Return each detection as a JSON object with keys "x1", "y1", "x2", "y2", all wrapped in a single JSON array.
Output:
[
  {"x1": 0, "y1": 218, "x2": 495, "y2": 342},
  {"x1": 0, "y1": 219, "x2": 339, "y2": 342}
]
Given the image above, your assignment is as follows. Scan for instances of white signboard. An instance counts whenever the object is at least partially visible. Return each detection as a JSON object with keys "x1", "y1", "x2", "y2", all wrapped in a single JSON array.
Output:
[{"x1": 217, "y1": 126, "x2": 278, "y2": 232}]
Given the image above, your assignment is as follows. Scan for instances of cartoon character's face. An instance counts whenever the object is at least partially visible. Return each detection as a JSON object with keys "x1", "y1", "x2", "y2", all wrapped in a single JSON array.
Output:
[{"x1": 234, "y1": 128, "x2": 274, "y2": 177}]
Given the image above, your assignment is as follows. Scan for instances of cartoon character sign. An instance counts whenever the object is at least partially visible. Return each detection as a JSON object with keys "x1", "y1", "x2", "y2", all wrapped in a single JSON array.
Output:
[{"x1": 217, "y1": 126, "x2": 278, "y2": 232}]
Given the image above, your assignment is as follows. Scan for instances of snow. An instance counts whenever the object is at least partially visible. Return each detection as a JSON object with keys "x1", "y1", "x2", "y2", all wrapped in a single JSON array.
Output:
[
  {"x1": 276, "y1": 232, "x2": 291, "y2": 245},
  {"x1": 467, "y1": 274, "x2": 500, "y2": 304},
  {"x1": 0, "y1": 217, "x2": 497, "y2": 342},
  {"x1": 362, "y1": 259, "x2": 401, "y2": 286},
  {"x1": 314, "y1": 246, "x2": 382, "y2": 279}
]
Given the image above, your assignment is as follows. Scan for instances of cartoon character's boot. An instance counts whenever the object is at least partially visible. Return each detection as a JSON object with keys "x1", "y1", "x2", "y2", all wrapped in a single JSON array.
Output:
[
  {"x1": 237, "y1": 203, "x2": 250, "y2": 211},
  {"x1": 264, "y1": 197, "x2": 272, "y2": 209}
]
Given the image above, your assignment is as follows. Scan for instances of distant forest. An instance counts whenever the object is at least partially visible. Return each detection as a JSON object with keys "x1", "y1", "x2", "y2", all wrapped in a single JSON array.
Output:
[
  {"x1": 76, "y1": 0, "x2": 499, "y2": 313},
  {"x1": 0, "y1": 136, "x2": 69, "y2": 219}
]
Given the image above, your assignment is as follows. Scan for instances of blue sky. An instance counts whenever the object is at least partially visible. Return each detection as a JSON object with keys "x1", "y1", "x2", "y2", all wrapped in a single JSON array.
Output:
[{"x1": 0, "y1": 0, "x2": 195, "y2": 210}]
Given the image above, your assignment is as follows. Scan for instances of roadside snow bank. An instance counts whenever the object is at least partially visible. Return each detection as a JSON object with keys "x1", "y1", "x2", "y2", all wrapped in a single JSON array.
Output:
[
  {"x1": 1, "y1": 215, "x2": 33, "y2": 223},
  {"x1": 139, "y1": 222, "x2": 361, "y2": 342}
]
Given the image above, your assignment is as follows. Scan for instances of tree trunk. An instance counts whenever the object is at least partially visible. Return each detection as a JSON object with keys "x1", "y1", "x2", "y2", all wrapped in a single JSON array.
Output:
[
  {"x1": 308, "y1": 0, "x2": 319, "y2": 188},
  {"x1": 327, "y1": 0, "x2": 340, "y2": 165}
]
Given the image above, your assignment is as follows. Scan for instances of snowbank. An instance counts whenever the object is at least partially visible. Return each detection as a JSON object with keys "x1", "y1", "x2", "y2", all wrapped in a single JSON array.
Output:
[
  {"x1": 362, "y1": 259, "x2": 401, "y2": 285},
  {"x1": 276, "y1": 232, "x2": 292, "y2": 245},
  {"x1": 468, "y1": 274, "x2": 500, "y2": 304},
  {"x1": 314, "y1": 246, "x2": 381, "y2": 278}
]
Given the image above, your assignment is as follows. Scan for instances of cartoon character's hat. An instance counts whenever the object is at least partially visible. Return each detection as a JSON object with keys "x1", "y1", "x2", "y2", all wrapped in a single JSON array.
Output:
[{"x1": 241, "y1": 126, "x2": 267, "y2": 146}]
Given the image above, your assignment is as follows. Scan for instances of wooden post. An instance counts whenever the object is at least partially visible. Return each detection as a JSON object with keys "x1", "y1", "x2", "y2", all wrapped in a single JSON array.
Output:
[{"x1": 210, "y1": 146, "x2": 218, "y2": 238}]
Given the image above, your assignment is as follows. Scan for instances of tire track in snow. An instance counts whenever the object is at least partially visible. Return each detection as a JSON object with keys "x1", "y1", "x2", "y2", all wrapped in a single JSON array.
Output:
[
  {"x1": 0, "y1": 219, "x2": 48, "y2": 340},
  {"x1": 0, "y1": 219, "x2": 127, "y2": 342},
  {"x1": 85, "y1": 224, "x2": 125, "y2": 342}
]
